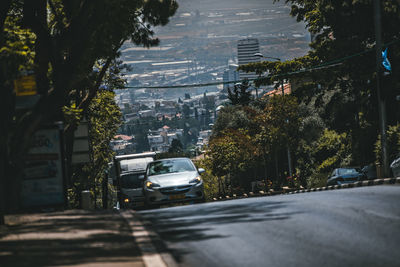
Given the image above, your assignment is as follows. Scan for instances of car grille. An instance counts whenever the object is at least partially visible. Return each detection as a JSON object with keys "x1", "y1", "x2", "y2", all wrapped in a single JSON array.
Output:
[{"x1": 160, "y1": 185, "x2": 192, "y2": 195}]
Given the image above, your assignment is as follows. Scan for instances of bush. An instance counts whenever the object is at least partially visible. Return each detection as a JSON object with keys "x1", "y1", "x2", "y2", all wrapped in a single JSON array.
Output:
[
  {"x1": 306, "y1": 172, "x2": 329, "y2": 188},
  {"x1": 374, "y1": 123, "x2": 400, "y2": 164},
  {"x1": 194, "y1": 158, "x2": 220, "y2": 201}
]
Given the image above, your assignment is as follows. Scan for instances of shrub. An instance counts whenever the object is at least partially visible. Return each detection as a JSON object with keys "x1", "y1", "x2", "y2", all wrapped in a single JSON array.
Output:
[{"x1": 307, "y1": 172, "x2": 329, "y2": 188}]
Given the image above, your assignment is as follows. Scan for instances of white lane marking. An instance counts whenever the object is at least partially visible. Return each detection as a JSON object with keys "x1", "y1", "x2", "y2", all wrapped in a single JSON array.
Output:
[{"x1": 121, "y1": 210, "x2": 167, "y2": 267}]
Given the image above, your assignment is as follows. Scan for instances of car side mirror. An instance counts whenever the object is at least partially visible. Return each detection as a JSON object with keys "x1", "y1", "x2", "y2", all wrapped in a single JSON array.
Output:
[
  {"x1": 139, "y1": 174, "x2": 145, "y2": 180},
  {"x1": 198, "y1": 168, "x2": 205, "y2": 174}
]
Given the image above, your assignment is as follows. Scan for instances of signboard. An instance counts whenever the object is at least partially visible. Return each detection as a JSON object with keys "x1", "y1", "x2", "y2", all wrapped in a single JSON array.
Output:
[
  {"x1": 21, "y1": 125, "x2": 65, "y2": 207},
  {"x1": 14, "y1": 75, "x2": 37, "y2": 96},
  {"x1": 72, "y1": 121, "x2": 91, "y2": 163}
]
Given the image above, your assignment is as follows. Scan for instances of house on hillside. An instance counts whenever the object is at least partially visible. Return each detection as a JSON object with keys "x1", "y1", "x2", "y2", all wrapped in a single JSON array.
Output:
[
  {"x1": 147, "y1": 126, "x2": 183, "y2": 152},
  {"x1": 111, "y1": 135, "x2": 135, "y2": 155}
]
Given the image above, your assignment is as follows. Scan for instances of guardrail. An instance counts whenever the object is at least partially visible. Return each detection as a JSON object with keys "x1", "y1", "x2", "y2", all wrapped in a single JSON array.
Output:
[{"x1": 212, "y1": 177, "x2": 400, "y2": 202}]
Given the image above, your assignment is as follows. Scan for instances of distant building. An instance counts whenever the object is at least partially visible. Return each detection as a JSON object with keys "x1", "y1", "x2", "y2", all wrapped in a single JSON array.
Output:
[
  {"x1": 147, "y1": 126, "x2": 183, "y2": 152},
  {"x1": 124, "y1": 113, "x2": 139, "y2": 122},
  {"x1": 111, "y1": 135, "x2": 135, "y2": 155},
  {"x1": 237, "y1": 38, "x2": 260, "y2": 80},
  {"x1": 147, "y1": 135, "x2": 167, "y2": 152},
  {"x1": 139, "y1": 109, "x2": 156, "y2": 118},
  {"x1": 223, "y1": 64, "x2": 239, "y2": 91}
]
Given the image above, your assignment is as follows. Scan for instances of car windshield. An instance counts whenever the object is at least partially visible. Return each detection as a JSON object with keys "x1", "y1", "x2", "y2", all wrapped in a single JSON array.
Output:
[
  {"x1": 120, "y1": 173, "x2": 142, "y2": 189},
  {"x1": 147, "y1": 159, "x2": 196, "y2": 176},
  {"x1": 337, "y1": 168, "x2": 358, "y2": 175}
]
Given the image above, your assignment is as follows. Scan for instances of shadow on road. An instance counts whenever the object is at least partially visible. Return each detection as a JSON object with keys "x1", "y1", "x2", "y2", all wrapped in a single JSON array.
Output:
[
  {"x1": 138, "y1": 199, "x2": 299, "y2": 263},
  {"x1": 0, "y1": 210, "x2": 144, "y2": 267}
]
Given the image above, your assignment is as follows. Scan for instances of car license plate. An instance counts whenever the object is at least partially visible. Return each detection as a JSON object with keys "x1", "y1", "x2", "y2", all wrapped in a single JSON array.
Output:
[{"x1": 169, "y1": 194, "x2": 185, "y2": 200}]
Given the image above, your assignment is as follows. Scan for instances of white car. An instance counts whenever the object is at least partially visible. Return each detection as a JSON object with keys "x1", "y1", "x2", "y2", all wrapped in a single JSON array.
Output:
[{"x1": 144, "y1": 157, "x2": 205, "y2": 208}]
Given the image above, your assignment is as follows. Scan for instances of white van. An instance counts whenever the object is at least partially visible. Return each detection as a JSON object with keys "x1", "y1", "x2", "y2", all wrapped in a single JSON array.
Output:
[{"x1": 113, "y1": 152, "x2": 156, "y2": 208}]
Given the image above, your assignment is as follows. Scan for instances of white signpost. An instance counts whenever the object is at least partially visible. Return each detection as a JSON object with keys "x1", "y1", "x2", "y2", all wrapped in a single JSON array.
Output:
[{"x1": 72, "y1": 121, "x2": 91, "y2": 164}]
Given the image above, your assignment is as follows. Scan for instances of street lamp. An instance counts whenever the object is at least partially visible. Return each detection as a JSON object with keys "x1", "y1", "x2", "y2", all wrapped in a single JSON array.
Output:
[
  {"x1": 254, "y1": 53, "x2": 293, "y2": 178},
  {"x1": 254, "y1": 53, "x2": 281, "y2": 62},
  {"x1": 253, "y1": 53, "x2": 284, "y2": 95}
]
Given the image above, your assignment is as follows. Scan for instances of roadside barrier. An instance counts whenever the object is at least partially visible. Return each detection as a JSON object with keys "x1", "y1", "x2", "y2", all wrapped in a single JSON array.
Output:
[{"x1": 211, "y1": 177, "x2": 400, "y2": 202}]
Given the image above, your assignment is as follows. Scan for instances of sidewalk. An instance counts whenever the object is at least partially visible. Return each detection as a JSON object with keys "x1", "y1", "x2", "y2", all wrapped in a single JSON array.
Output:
[{"x1": 0, "y1": 210, "x2": 145, "y2": 267}]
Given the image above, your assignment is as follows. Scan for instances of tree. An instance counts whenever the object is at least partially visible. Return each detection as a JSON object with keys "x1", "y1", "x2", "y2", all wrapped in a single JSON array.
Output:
[
  {"x1": 240, "y1": 0, "x2": 400, "y2": 178},
  {"x1": 168, "y1": 139, "x2": 183, "y2": 154},
  {"x1": 182, "y1": 104, "x2": 190, "y2": 119},
  {"x1": 0, "y1": 0, "x2": 178, "y2": 215},
  {"x1": 68, "y1": 90, "x2": 121, "y2": 208},
  {"x1": 208, "y1": 129, "x2": 256, "y2": 193},
  {"x1": 227, "y1": 80, "x2": 252, "y2": 106}
]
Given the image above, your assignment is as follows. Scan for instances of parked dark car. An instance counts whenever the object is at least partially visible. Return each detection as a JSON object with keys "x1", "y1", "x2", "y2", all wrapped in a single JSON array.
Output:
[
  {"x1": 361, "y1": 164, "x2": 377, "y2": 180},
  {"x1": 327, "y1": 167, "x2": 364, "y2": 186}
]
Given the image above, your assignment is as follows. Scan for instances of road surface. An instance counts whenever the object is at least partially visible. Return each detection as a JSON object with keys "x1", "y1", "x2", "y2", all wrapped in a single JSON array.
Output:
[{"x1": 138, "y1": 185, "x2": 400, "y2": 267}]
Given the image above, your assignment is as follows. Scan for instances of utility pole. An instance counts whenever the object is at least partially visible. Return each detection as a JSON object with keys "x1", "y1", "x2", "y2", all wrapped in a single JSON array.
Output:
[
  {"x1": 254, "y1": 53, "x2": 293, "y2": 177},
  {"x1": 373, "y1": 0, "x2": 390, "y2": 177}
]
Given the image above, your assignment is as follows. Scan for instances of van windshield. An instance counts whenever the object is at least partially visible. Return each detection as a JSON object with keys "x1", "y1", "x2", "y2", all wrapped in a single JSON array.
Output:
[{"x1": 120, "y1": 173, "x2": 142, "y2": 189}]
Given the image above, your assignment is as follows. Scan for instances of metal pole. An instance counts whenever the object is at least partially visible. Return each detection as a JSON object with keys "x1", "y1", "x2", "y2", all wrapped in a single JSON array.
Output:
[
  {"x1": 373, "y1": 0, "x2": 389, "y2": 177},
  {"x1": 281, "y1": 80, "x2": 292, "y2": 177},
  {"x1": 287, "y1": 145, "x2": 293, "y2": 177}
]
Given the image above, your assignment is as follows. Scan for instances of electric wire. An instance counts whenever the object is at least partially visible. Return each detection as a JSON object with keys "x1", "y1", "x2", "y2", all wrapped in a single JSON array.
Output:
[{"x1": 122, "y1": 38, "x2": 400, "y2": 90}]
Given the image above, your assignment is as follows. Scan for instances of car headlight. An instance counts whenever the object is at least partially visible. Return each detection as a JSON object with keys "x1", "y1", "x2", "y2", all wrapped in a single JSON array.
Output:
[
  {"x1": 146, "y1": 181, "x2": 160, "y2": 189},
  {"x1": 189, "y1": 176, "x2": 202, "y2": 184}
]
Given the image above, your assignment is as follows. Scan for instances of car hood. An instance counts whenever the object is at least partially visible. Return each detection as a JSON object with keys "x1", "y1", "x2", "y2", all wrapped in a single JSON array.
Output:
[{"x1": 148, "y1": 171, "x2": 198, "y2": 187}]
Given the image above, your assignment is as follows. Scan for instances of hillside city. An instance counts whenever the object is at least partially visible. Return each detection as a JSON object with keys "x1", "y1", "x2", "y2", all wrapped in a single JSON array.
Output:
[
  {"x1": 113, "y1": 0, "x2": 310, "y2": 155},
  {"x1": 1, "y1": 1, "x2": 400, "y2": 266}
]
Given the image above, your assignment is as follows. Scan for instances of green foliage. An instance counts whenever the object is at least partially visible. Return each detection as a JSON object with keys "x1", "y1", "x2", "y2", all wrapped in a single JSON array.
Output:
[
  {"x1": 168, "y1": 139, "x2": 183, "y2": 154},
  {"x1": 212, "y1": 105, "x2": 260, "y2": 138},
  {"x1": 262, "y1": 95, "x2": 301, "y2": 149},
  {"x1": 194, "y1": 158, "x2": 219, "y2": 201},
  {"x1": 374, "y1": 123, "x2": 400, "y2": 164},
  {"x1": 314, "y1": 129, "x2": 352, "y2": 173},
  {"x1": 232, "y1": 0, "x2": 400, "y2": 186},
  {"x1": 306, "y1": 172, "x2": 329, "y2": 189},
  {"x1": 208, "y1": 128, "x2": 257, "y2": 190},
  {"x1": 0, "y1": 15, "x2": 36, "y2": 83},
  {"x1": 62, "y1": 104, "x2": 83, "y2": 127},
  {"x1": 227, "y1": 80, "x2": 252, "y2": 106},
  {"x1": 68, "y1": 91, "x2": 122, "y2": 208}
]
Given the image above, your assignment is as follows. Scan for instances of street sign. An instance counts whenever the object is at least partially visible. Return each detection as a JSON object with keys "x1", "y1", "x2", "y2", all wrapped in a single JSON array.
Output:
[
  {"x1": 14, "y1": 75, "x2": 37, "y2": 96},
  {"x1": 72, "y1": 121, "x2": 91, "y2": 164}
]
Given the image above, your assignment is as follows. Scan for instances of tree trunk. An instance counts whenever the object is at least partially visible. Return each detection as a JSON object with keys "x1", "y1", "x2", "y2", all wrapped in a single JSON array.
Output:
[
  {"x1": 0, "y1": 0, "x2": 12, "y2": 224},
  {"x1": 102, "y1": 174, "x2": 108, "y2": 209},
  {"x1": 274, "y1": 150, "x2": 279, "y2": 182},
  {"x1": 0, "y1": 142, "x2": 6, "y2": 224},
  {"x1": 263, "y1": 152, "x2": 269, "y2": 192}
]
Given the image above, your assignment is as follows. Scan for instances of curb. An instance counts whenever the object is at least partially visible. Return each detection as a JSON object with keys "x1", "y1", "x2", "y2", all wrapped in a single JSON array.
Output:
[
  {"x1": 121, "y1": 210, "x2": 178, "y2": 267},
  {"x1": 211, "y1": 177, "x2": 400, "y2": 202}
]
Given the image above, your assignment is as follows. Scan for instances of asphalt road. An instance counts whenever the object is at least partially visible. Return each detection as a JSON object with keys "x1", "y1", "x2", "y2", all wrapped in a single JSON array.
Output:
[{"x1": 138, "y1": 185, "x2": 400, "y2": 267}]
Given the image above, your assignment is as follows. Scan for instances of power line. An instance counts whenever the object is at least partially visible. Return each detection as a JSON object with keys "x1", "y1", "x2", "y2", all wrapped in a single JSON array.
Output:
[
  {"x1": 123, "y1": 38, "x2": 400, "y2": 90},
  {"x1": 123, "y1": 111, "x2": 215, "y2": 127}
]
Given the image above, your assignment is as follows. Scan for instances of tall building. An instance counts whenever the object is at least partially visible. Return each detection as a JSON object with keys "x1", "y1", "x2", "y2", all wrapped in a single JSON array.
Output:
[
  {"x1": 222, "y1": 64, "x2": 239, "y2": 91},
  {"x1": 237, "y1": 38, "x2": 260, "y2": 80}
]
